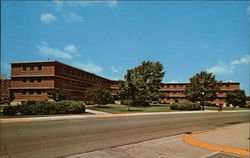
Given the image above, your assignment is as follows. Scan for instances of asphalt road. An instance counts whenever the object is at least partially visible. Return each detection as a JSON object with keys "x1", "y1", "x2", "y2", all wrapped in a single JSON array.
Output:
[{"x1": 1, "y1": 112, "x2": 249, "y2": 158}]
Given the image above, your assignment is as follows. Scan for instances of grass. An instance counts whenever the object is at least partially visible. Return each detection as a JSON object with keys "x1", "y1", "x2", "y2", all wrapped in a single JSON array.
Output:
[
  {"x1": 0, "y1": 112, "x2": 93, "y2": 118},
  {"x1": 87, "y1": 104, "x2": 173, "y2": 114},
  {"x1": 204, "y1": 106, "x2": 249, "y2": 111}
]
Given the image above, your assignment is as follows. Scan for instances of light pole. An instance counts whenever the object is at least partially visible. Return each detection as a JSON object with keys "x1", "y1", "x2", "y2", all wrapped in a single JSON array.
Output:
[{"x1": 201, "y1": 92, "x2": 205, "y2": 110}]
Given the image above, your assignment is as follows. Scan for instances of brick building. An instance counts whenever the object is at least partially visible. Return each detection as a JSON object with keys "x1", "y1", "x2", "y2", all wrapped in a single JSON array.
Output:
[
  {"x1": 160, "y1": 82, "x2": 240, "y2": 106},
  {"x1": 10, "y1": 61, "x2": 117, "y2": 105},
  {"x1": 10, "y1": 60, "x2": 240, "y2": 106},
  {"x1": 0, "y1": 74, "x2": 10, "y2": 103}
]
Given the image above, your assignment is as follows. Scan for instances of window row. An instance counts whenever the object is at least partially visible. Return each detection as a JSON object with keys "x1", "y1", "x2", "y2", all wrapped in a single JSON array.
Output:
[
  {"x1": 21, "y1": 90, "x2": 42, "y2": 96},
  {"x1": 22, "y1": 78, "x2": 42, "y2": 83},
  {"x1": 22, "y1": 65, "x2": 43, "y2": 72},
  {"x1": 64, "y1": 79, "x2": 91, "y2": 87},
  {"x1": 63, "y1": 67, "x2": 109, "y2": 84},
  {"x1": 167, "y1": 91, "x2": 183, "y2": 94},
  {"x1": 163, "y1": 85, "x2": 186, "y2": 88}
]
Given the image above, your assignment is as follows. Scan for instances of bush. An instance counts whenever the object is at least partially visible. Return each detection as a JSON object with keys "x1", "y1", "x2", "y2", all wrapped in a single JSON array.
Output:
[
  {"x1": 3, "y1": 100, "x2": 85, "y2": 116},
  {"x1": 170, "y1": 103, "x2": 201, "y2": 111}
]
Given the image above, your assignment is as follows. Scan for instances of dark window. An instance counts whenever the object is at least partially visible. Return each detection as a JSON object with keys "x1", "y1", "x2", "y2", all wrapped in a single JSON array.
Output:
[
  {"x1": 37, "y1": 90, "x2": 42, "y2": 95},
  {"x1": 30, "y1": 78, "x2": 34, "y2": 83},
  {"x1": 22, "y1": 65, "x2": 27, "y2": 71},
  {"x1": 38, "y1": 65, "x2": 42, "y2": 71},
  {"x1": 30, "y1": 90, "x2": 34, "y2": 95},
  {"x1": 37, "y1": 78, "x2": 42, "y2": 83},
  {"x1": 22, "y1": 90, "x2": 26, "y2": 95},
  {"x1": 226, "y1": 84, "x2": 231, "y2": 88},
  {"x1": 22, "y1": 78, "x2": 27, "y2": 83},
  {"x1": 30, "y1": 65, "x2": 35, "y2": 71}
]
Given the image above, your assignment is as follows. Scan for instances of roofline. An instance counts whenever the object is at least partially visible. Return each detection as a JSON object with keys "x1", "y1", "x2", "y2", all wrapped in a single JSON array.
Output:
[
  {"x1": 10, "y1": 60, "x2": 113, "y2": 81},
  {"x1": 10, "y1": 60, "x2": 57, "y2": 64}
]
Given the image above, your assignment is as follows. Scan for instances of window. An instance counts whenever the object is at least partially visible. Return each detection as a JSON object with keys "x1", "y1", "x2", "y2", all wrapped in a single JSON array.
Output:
[
  {"x1": 226, "y1": 84, "x2": 231, "y2": 88},
  {"x1": 30, "y1": 90, "x2": 34, "y2": 95},
  {"x1": 22, "y1": 90, "x2": 26, "y2": 95},
  {"x1": 22, "y1": 65, "x2": 27, "y2": 71},
  {"x1": 37, "y1": 78, "x2": 42, "y2": 83},
  {"x1": 30, "y1": 65, "x2": 35, "y2": 71},
  {"x1": 38, "y1": 65, "x2": 42, "y2": 71},
  {"x1": 179, "y1": 85, "x2": 183, "y2": 88},
  {"x1": 37, "y1": 90, "x2": 42, "y2": 95},
  {"x1": 22, "y1": 78, "x2": 27, "y2": 83},
  {"x1": 30, "y1": 78, "x2": 34, "y2": 83}
]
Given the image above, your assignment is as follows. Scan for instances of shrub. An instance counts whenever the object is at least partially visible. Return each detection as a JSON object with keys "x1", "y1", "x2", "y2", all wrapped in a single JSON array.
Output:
[
  {"x1": 2, "y1": 105, "x2": 20, "y2": 116},
  {"x1": 170, "y1": 103, "x2": 201, "y2": 111},
  {"x1": 3, "y1": 100, "x2": 85, "y2": 116}
]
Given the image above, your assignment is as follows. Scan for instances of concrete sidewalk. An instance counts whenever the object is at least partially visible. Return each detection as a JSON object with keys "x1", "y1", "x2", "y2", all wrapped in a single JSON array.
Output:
[
  {"x1": 85, "y1": 109, "x2": 111, "y2": 115},
  {"x1": 67, "y1": 123, "x2": 249, "y2": 158}
]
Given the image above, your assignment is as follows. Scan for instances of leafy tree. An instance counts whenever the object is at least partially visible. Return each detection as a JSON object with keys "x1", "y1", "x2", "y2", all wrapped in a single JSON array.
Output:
[
  {"x1": 47, "y1": 88, "x2": 69, "y2": 101},
  {"x1": 121, "y1": 61, "x2": 165, "y2": 106},
  {"x1": 86, "y1": 86, "x2": 112, "y2": 105},
  {"x1": 226, "y1": 89, "x2": 246, "y2": 107},
  {"x1": 184, "y1": 71, "x2": 221, "y2": 110}
]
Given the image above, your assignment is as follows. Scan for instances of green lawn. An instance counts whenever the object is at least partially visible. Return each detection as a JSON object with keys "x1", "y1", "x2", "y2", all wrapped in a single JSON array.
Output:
[
  {"x1": 204, "y1": 106, "x2": 249, "y2": 111},
  {"x1": 87, "y1": 104, "x2": 173, "y2": 114}
]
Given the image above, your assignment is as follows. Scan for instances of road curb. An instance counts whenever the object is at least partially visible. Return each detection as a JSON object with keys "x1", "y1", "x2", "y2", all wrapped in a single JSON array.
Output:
[{"x1": 183, "y1": 128, "x2": 250, "y2": 157}]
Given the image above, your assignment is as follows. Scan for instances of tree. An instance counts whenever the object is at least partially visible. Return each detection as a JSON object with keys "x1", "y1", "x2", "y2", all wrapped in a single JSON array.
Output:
[
  {"x1": 226, "y1": 89, "x2": 246, "y2": 108},
  {"x1": 47, "y1": 88, "x2": 69, "y2": 101},
  {"x1": 121, "y1": 61, "x2": 165, "y2": 106},
  {"x1": 86, "y1": 86, "x2": 112, "y2": 105},
  {"x1": 184, "y1": 71, "x2": 221, "y2": 110}
]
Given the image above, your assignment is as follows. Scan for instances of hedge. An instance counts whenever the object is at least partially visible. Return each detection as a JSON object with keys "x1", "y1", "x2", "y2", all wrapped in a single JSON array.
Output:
[
  {"x1": 3, "y1": 100, "x2": 85, "y2": 116},
  {"x1": 170, "y1": 102, "x2": 201, "y2": 111}
]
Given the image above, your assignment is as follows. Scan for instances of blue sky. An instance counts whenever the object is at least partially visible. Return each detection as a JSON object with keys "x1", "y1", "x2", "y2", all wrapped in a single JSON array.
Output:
[{"x1": 1, "y1": 1, "x2": 249, "y2": 95}]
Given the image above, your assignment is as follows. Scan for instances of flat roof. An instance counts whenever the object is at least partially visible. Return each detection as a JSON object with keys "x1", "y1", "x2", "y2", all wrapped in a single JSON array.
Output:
[{"x1": 10, "y1": 60, "x2": 117, "y2": 82}]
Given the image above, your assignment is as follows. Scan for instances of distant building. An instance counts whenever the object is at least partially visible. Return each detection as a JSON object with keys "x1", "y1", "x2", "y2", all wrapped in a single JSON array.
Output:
[
  {"x1": 160, "y1": 82, "x2": 240, "y2": 106},
  {"x1": 9, "y1": 60, "x2": 240, "y2": 106},
  {"x1": 0, "y1": 74, "x2": 10, "y2": 103}
]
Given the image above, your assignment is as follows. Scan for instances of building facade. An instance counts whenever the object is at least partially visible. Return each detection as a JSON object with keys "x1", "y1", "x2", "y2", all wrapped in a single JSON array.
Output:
[
  {"x1": 0, "y1": 78, "x2": 10, "y2": 103},
  {"x1": 160, "y1": 82, "x2": 240, "y2": 106},
  {"x1": 10, "y1": 61, "x2": 116, "y2": 105},
  {"x1": 10, "y1": 60, "x2": 240, "y2": 106}
]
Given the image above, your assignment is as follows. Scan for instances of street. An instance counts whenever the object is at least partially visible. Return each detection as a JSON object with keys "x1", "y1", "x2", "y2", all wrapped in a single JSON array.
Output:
[{"x1": 0, "y1": 112, "x2": 249, "y2": 158}]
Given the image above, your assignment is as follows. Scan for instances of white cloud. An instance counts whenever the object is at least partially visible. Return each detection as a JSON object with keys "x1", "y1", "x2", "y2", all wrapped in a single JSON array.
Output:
[
  {"x1": 64, "y1": 12, "x2": 83, "y2": 23},
  {"x1": 107, "y1": 1, "x2": 117, "y2": 8},
  {"x1": 206, "y1": 55, "x2": 249, "y2": 75},
  {"x1": 72, "y1": 61, "x2": 103, "y2": 74},
  {"x1": 54, "y1": 0, "x2": 63, "y2": 8},
  {"x1": 65, "y1": 1, "x2": 117, "y2": 8},
  {"x1": 231, "y1": 55, "x2": 250, "y2": 65},
  {"x1": 40, "y1": 13, "x2": 56, "y2": 24},
  {"x1": 37, "y1": 42, "x2": 72, "y2": 59},
  {"x1": 168, "y1": 80, "x2": 179, "y2": 83},
  {"x1": 64, "y1": 44, "x2": 77, "y2": 54},
  {"x1": 206, "y1": 62, "x2": 235, "y2": 75},
  {"x1": 111, "y1": 66, "x2": 119, "y2": 73}
]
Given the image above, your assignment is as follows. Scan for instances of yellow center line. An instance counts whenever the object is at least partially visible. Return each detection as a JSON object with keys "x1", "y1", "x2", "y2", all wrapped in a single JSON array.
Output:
[
  {"x1": 183, "y1": 129, "x2": 250, "y2": 157},
  {"x1": 0, "y1": 120, "x2": 32, "y2": 124}
]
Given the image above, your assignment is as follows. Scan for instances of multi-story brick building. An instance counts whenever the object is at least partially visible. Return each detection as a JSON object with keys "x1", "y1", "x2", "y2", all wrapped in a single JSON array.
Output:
[
  {"x1": 10, "y1": 61, "x2": 117, "y2": 105},
  {"x1": 160, "y1": 82, "x2": 240, "y2": 106},
  {"x1": 0, "y1": 74, "x2": 10, "y2": 103},
  {"x1": 9, "y1": 60, "x2": 240, "y2": 106}
]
